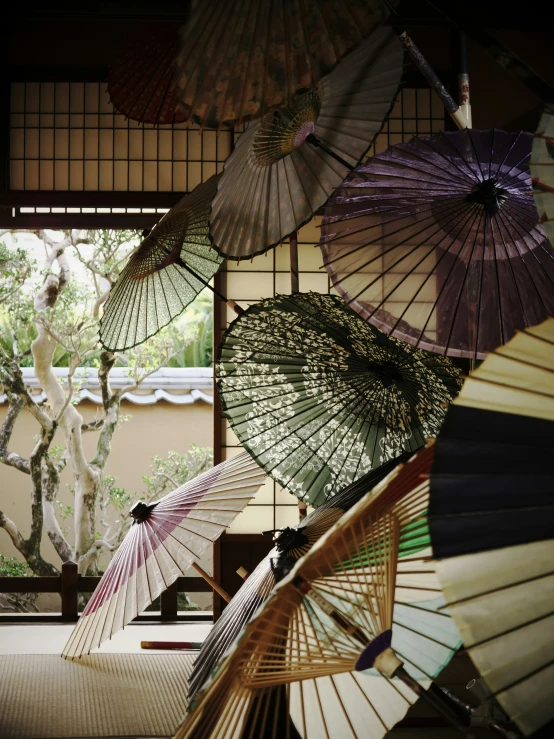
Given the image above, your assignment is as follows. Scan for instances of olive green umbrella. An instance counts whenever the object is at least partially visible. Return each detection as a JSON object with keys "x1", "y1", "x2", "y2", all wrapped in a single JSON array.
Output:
[{"x1": 99, "y1": 176, "x2": 223, "y2": 352}]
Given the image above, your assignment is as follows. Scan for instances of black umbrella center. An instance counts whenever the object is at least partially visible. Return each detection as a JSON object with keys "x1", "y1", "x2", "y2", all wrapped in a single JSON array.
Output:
[
  {"x1": 251, "y1": 90, "x2": 322, "y2": 167},
  {"x1": 272, "y1": 526, "x2": 310, "y2": 553},
  {"x1": 130, "y1": 500, "x2": 158, "y2": 524},
  {"x1": 366, "y1": 361, "x2": 404, "y2": 387},
  {"x1": 465, "y1": 178, "x2": 509, "y2": 216}
]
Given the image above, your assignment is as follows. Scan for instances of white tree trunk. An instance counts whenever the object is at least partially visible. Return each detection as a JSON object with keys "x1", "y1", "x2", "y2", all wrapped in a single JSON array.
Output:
[{"x1": 31, "y1": 233, "x2": 100, "y2": 562}]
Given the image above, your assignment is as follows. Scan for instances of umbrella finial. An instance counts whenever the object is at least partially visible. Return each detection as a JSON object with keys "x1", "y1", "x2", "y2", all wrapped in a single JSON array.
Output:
[
  {"x1": 465, "y1": 178, "x2": 509, "y2": 216},
  {"x1": 130, "y1": 500, "x2": 157, "y2": 524}
]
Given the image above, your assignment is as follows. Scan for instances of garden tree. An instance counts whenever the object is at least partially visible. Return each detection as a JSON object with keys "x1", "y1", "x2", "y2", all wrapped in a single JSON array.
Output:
[{"x1": 0, "y1": 229, "x2": 212, "y2": 592}]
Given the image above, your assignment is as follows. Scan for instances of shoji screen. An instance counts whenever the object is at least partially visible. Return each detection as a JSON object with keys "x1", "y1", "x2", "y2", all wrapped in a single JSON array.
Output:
[{"x1": 9, "y1": 81, "x2": 232, "y2": 193}]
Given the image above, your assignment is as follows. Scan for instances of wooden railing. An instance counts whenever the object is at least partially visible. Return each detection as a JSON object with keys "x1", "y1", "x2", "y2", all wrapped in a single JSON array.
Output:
[{"x1": 0, "y1": 560, "x2": 213, "y2": 622}]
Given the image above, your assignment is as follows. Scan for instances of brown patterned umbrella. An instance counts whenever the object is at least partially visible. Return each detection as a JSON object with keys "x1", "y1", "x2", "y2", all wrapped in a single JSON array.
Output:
[
  {"x1": 173, "y1": 0, "x2": 395, "y2": 130},
  {"x1": 210, "y1": 28, "x2": 403, "y2": 260},
  {"x1": 107, "y1": 22, "x2": 186, "y2": 125}
]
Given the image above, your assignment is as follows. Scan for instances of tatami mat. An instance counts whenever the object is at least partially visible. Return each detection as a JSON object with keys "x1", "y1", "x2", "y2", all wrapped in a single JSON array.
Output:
[{"x1": 0, "y1": 653, "x2": 194, "y2": 739}]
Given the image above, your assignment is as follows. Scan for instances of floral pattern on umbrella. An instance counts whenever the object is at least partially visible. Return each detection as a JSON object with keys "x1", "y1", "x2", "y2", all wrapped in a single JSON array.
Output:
[
  {"x1": 216, "y1": 292, "x2": 461, "y2": 506},
  {"x1": 173, "y1": 0, "x2": 395, "y2": 129}
]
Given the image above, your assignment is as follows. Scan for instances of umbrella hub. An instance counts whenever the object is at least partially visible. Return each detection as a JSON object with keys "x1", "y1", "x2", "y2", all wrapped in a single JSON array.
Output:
[
  {"x1": 355, "y1": 629, "x2": 400, "y2": 675},
  {"x1": 133, "y1": 236, "x2": 185, "y2": 279},
  {"x1": 366, "y1": 361, "x2": 404, "y2": 387},
  {"x1": 251, "y1": 90, "x2": 322, "y2": 167},
  {"x1": 130, "y1": 500, "x2": 158, "y2": 524},
  {"x1": 272, "y1": 526, "x2": 310, "y2": 553},
  {"x1": 465, "y1": 178, "x2": 509, "y2": 216}
]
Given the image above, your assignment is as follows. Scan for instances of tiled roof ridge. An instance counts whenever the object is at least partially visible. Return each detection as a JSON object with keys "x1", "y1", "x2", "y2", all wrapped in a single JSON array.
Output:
[{"x1": 0, "y1": 367, "x2": 214, "y2": 406}]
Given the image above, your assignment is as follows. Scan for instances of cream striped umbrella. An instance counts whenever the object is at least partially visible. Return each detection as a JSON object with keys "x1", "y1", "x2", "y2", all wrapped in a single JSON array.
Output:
[
  {"x1": 429, "y1": 317, "x2": 554, "y2": 738},
  {"x1": 188, "y1": 451, "x2": 413, "y2": 699},
  {"x1": 174, "y1": 445, "x2": 467, "y2": 738}
]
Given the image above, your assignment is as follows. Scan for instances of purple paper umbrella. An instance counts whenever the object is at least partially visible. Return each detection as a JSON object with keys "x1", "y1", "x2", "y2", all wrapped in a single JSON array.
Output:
[{"x1": 320, "y1": 128, "x2": 554, "y2": 359}]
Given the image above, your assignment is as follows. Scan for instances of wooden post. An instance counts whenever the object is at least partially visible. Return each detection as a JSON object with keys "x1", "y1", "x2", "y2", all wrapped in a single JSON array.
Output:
[
  {"x1": 290, "y1": 231, "x2": 299, "y2": 294},
  {"x1": 160, "y1": 580, "x2": 178, "y2": 618},
  {"x1": 60, "y1": 561, "x2": 79, "y2": 622}
]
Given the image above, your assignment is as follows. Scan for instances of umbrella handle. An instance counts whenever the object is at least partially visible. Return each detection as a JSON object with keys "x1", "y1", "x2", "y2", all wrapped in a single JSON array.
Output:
[
  {"x1": 175, "y1": 256, "x2": 244, "y2": 314},
  {"x1": 305, "y1": 134, "x2": 354, "y2": 170},
  {"x1": 396, "y1": 667, "x2": 477, "y2": 739},
  {"x1": 396, "y1": 31, "x2": 469, "y2": 130},
  {"x1": 140, "y1": 641, "x2": 203, "y2": 650},
  {"x1": 192, "y1": 561, "x2": 232, "y2": 603},
  {"x1": 457, "y1": 31, "x2": 473, "y2": 129},
  {"x1": 439, "y1": 686, "x2": 523, "y2": 739}
]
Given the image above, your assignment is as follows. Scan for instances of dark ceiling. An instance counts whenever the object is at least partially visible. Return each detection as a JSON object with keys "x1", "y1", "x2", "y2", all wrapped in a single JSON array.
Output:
[{"x1": 6, "y1": 0, "x2": 553, "y2": 133}]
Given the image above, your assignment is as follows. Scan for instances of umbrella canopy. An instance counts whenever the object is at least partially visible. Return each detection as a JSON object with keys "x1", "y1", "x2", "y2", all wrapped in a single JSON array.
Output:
[
  {"x1": 99, "y1": 176, "x2": 222, "y2": 352},
  {"x1": 531, "y1": 107, "x2": 554, "y2": 246},
  {"x1": 216, "y1": 292, "x2": 461, "y2": 507},
  {"x1": 61, "y1": 452, "x2": 266, "y2": 660},
  {"x1": 210, "y1": 28, "x2": 403, "y2": 260},
  {"x1": 188, "y1": 451, "x2": 413, "y2": 699},
  {"x1": 107, "y1": 22, "x2": 187, "y2": 125},
  {"x1": 429, "y1": 317, "x2": 554, "y2": 738},
  {"x1": 175, "y1": 444, "x2": 463, "y2": 739},
  {"x1": 320, "y1": 128, "x2": 554, "y2": 359},
  {"x1": 173, "y1": 0, "x2": 394, "y2": 130}
]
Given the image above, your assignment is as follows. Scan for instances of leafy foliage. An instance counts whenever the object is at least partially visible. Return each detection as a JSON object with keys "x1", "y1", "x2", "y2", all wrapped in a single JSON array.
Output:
[
  {"x1": 0, "y1": 554, "x2": 34, "y2": 577},
  {"x1": 0, "y1": 555, "x2": 38, "y2": 613},
  {"x1": 0, "y1": 229, "x2": 215, "y2": 614}
]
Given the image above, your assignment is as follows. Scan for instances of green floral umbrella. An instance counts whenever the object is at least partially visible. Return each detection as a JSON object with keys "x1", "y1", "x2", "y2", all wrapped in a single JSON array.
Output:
[{"x1": 216, "y1": 292, "x2": 462, "y2": 506}]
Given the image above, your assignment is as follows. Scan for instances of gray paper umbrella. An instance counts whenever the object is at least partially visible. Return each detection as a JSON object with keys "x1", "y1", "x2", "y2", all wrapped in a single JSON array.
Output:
[
  {"x1": 216, "y1": 292, "x2": 462, "y2": 506},
  {"x1": 99, "y1": 176, "x2": 222, "y2": 351},
  {"x1": 210, "y1": 27, "x2": 403, "y2": 260},
  {"x1": 320, "y1": 128, "x2": 554, "y2": 359}
]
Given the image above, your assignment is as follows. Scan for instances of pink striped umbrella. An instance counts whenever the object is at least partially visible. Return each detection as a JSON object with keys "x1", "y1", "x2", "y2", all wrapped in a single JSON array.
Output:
[{"x1": 62, "y1": 452, "x2": 265, "y2": 659}]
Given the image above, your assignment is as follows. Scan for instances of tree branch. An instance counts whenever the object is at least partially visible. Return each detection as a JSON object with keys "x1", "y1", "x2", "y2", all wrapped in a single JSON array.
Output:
[
  {"x1": 90, "y1": 352, "x2": 119, "y2": 474},
  {"x1": 1, "y1": 364, "x2": 52, "y2": 431},
  {"x1": 0, "y1": 510, "x2": 26, "y2": 553},
  {"x1": 41, "y1": 456, "x2": 73, "y2": 562},
  {"x1": 0, "y1": 394, "x2": 30, "y2": 474},
  {"x1": 81, "y1": 419, "x2": 103, "y2": 433},
  {"x1": 77, "y1": 538, "x2": 116, "y2": 575}
]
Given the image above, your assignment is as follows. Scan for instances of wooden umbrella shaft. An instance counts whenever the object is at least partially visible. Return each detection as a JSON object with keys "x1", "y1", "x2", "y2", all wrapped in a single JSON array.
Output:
[
  {"x1": 396, "y1": 667, "x2": 476, "y2": 739},
  {"x1": 424, "y1": 1, "x2": 554, "y2": 107},
  {"x1": 439, "y1": 686, "x2": 522, "y2": 739},
  {"x1": 397, "y1": 31, "x2": 468, "y2": 130},
  {"x1": 192, "y1": 561, "x2": 232, "y2": 603},
  {"x1": 141, "y1": 641, "x2": 203, "y2": 650},
  {"x1": 306, "y1": 134, "x2": 354, "y2": 170}
]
